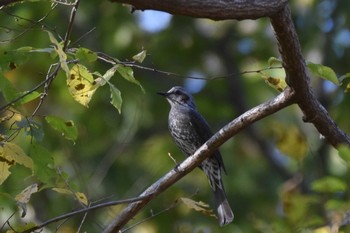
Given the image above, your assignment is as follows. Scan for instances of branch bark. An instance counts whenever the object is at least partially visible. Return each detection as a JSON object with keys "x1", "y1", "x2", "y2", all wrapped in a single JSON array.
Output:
[
  {"x1": 269, "y1": 7, "x2": 350, "y2": 147},
  {"x1": 103, "y1": 88, "x2": 295, "y2": 233},
  {"x1": 111, "y1": 0, "x2": 288, "y2": 20}
]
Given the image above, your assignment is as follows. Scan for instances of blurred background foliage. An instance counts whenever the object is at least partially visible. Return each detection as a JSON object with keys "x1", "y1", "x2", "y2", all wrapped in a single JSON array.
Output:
[{"x1": 1, "y1": 0, "x2": 350, "y2": 232}]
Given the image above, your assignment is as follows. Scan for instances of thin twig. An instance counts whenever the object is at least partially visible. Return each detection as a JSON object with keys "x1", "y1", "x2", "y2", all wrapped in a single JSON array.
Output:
[
  {"x1": 63, "y1": 0, "x2": 80, "y2": 51},
  {"x1": 22, "y1": 194, "x2": 155, "y2": 233}
]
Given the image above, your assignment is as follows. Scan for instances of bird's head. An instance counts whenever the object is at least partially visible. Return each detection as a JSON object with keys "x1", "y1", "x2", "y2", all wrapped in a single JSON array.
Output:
[{"x1": 158, "y1": 86, "x2": 197, "y2": 109}]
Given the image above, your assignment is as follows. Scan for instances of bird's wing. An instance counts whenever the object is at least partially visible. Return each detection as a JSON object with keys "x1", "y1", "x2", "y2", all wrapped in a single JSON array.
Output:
[{"x1": 189, "y1": 108, "x2": 227, "y2": 174}]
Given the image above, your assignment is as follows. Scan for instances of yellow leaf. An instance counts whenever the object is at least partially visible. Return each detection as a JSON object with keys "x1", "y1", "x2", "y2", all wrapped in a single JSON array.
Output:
[
  {"x1": 180, "y1": 197, "x2": 216, "y2": 218},
  {"x1": 47, "y1": 31, "x2": 69, "y2": 77},
  {"x1": 75, "y1": 192, "x2": 88, "y2": 206},
  {"x1": 275, "y1": 124, "x2": 308, "y2": 161},
  {"x1": 67, "y1": 64, "x2": 98, "y2": 107},
  {"x1": 0, "y1": 142, "x2": 33, "y2": 184}
]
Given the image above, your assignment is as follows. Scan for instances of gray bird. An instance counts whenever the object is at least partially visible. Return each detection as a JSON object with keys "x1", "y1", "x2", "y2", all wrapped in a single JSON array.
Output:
[{"x1": 158, "y1": 86, "x2": 234, "y2": 226}]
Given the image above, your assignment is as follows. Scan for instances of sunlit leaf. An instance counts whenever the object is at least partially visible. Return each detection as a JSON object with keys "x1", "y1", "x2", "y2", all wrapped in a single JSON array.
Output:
[
  {"x1": 67, "y1": 64, "x2": 98, "y2": 107},
  {"x1": 268, "y1": 57, "x2": 282, "y2": 67},
  {"x1": 180, "y1": 197, "x2": 216, "y2": 218},
  {"x1": 132, "y1": 50, "x2": 147, "y2": 63},
  {"x1": 116, "y1": 65, "x2": 145, "y2": 93},
  {"x1": 109, "y1": 83, "x2": 122, "y2": 114},
  {"x1": 47, "y1": 31, "x2": 70, "y2": 77},
  {"x1": 29, "y1": 144, "x2": 57, "y2": 186},
  {"x1": 75, "y1": 47, "x2": 98, "y2": 63},
  {"x1": 264, "y1": 76, "x2": 287, "y2": 92},
  {"x1": 75, "y1": 192, "x2": 88, "y2": 206},
  {"x1": 95, "y1": 65, "x2": 119, "y2": 86},
  {"x1": 307, "y1": 62, "x2": 339, "y2": 85},
  {"x1": 45, "y1": 115, "x2": 78, "y2": 141},
  {"x1": 0, "y1": 142, "x2": 33, "y2": 185},
  {"x1": 15, "y1": 183, "x2": 39, "y2": 217},
  {"x1": 311, "y1": 176, "x2": 347, "y2": 193}
]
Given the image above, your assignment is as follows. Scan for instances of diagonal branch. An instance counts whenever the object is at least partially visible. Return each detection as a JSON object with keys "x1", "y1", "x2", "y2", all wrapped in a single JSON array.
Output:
[
  {"x1": 103, "y1": 88, "x2": 295, "y2": 233},
  {"x1": 270, "y1": 6, "x2": 350, "y2": 147}
]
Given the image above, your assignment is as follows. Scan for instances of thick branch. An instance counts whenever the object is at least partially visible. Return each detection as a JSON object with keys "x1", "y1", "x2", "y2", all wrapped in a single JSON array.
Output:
[
  {"x1": 111, "y1": 0, "x2": 288, "y2": 20},
  {"x1": 270, "y1": 7, "x2": 350, "y2": 147},
  {"x1": 103, "y1": 88, "x2": 295, "y2": 233}
]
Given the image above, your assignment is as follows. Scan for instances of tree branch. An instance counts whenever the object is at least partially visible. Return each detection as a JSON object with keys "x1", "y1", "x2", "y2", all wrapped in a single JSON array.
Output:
[
  {"x1": 103, "y1": 88, "x2": 295, "y2": 233},
  {"x1": 111, "y1": 0, "x2": 288, "y2": 20},
  {"x1": 269, "y1": 6, "x2": 350, "y2": 147}
]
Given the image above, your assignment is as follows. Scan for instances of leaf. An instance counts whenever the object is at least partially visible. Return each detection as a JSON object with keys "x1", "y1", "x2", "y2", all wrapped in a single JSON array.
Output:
[
  {"x1": 0, "y1": 48, "x2": 31, "y2": 71},
  {"x1": 274, "y1": 124, "x2": 308, "y2": 161},
  {"x1": 109, "y1": 83, "x2": 122, "y2": 114},
  {"x1": 132, "y1": 50, "x2": 147, "y2": 63},
  {"x1": 264, "y1": 76, "x2": 287, "y2": 92},
  {"x1": 307, "y1": 62, "x2": 339, "y2": 85},
  {"x1": 16, "y1": 119, "x2": 44, "y2": 142},
  {"x1": 116, "y1": 65, "x2": 145, "y2": 93},
  {"x1": 338, "y1": 145, "x2": 350, "y2": 163},
  {"x1": 0, "y1": 142, "x2": 33, "y2": 185},
  {"x1": 75, "y1": 47, "x2": 98, "y2": 63},
  {"x1": 268, "y1": 57, "x2": 282, "y2": 67},
  {"x1": 29, "y1": 144, "x2": 57, "y2": 186},
  {"x1": 52, "y1": 188, "x2": 88, "y2": 206},
  {"x1": 0, "y1": 73, "x2": 18, "y2": 102},
  {"x1": 67, "y1": 64, "x2": 98, "y2": 107},
  {"x1": 95, "y1": 65, "x2": 119, "y2": 86},
  {"x1": 45, "y1": 115, "x2": 78, "y2": 141},
  {"x1": 311, "y1": 176, "x2": 347, "y2": 193},
  {"x1": 180, "y1": 197, "x2": 216, "y2": 218},
  {"x1": 15, "y1": 183, "x2": 39, "y2": 217},
  {"x1": 47, "y1": 31, "x2": 70, "y2": 77},
  {"x1": 75, "y1": 192, "x2": 88, "y2": 206},
  {"x1": 16, "y1": 91, "x2": 41, "y2": 105}
]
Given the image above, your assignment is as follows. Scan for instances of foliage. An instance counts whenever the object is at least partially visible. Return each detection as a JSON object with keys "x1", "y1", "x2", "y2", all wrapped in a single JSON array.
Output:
[{"x1": 0, "y1": 0, "x2": 350, "y2": 232}]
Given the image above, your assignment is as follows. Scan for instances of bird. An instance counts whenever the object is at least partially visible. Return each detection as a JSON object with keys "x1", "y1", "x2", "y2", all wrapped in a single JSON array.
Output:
[{"x1": 158, "y1": 86, "x2": 234, "y2": 226}]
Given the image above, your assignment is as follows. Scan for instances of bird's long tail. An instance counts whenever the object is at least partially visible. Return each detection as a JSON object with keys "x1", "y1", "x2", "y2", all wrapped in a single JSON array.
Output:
[
  {"x1": 201, "y1": 159, "x2": 234, "y2": 226},
  {"x1": 213, "y1": 182, "x2": 234, "y2": 226}
]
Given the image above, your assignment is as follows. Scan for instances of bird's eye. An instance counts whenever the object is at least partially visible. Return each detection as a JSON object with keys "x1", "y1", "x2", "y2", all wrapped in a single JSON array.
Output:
[{"x1": 174, "y1": 90, "x2": 181, "y2": 95}]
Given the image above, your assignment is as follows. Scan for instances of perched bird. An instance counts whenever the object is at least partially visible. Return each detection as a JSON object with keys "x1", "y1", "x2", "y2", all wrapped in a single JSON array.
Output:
[{"x1": 158, "y1": 86, "x2": 234, "y2": 226}]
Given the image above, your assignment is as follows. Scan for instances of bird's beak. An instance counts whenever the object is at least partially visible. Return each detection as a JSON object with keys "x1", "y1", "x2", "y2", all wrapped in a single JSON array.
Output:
[{"x1": 157, "y1": 92, "x2": 168, "y2": 97}]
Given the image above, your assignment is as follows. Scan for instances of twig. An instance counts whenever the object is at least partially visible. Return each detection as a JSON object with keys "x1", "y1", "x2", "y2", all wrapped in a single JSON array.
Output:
[
  {"x1": 63, "y1": 0, "x2": 80, "y2": 51},
  {"x1": 22, "y1": 194, "x2": 155, "y2": 233}
]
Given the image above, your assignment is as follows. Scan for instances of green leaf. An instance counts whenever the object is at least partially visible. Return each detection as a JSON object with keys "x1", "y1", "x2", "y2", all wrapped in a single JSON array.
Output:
[
  {"x1": 268, "y1": 57, "x2": 282, "y2": 67},
  {"x1": 0, "y1": 72, "x2": 18, "y2": 102},
  {"x1": 311, "y1": 176, "x2": 347, "y2": 193},
  {"x1": 29, "y1": 144, "x2": 57, "y2": 187},
  {"x1": 116, "y1": 65, "x2": 145, "y2": 93},
  {"x1": 307, "y1": 62, "x2": 339, "y2": 85},
  {"x1": 338, "y1": 145, "x2": 350, "y2": 163},
  {"x1": 16, "y1": 119, "x2": 44, "y2": 142},
  {"x1": 45, "y1": 115, "x2": 78, "y2": 141},
  {"x1": 47, "y1": 31, "x2": 70, "y2": 77},
  {"x1": 132, "y1": 50, "x2": 147, "y2": 63},
  {"x1": 75, "y1": 47, "x2": 98, "y2": 63},
  {"x1": 0, "y1": 48, "x2": 31, "y2": 72},
  {"x1": 16, "y1": 91, "x2": 41, "y2": 105},
  {"x1": 109, "y1": 83, "x2": 122, "y2": 114}
]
